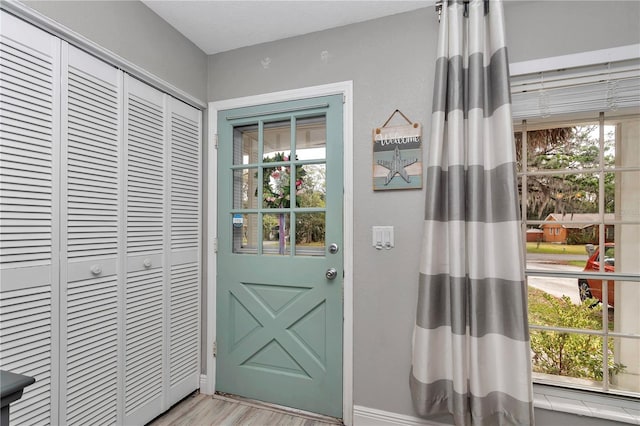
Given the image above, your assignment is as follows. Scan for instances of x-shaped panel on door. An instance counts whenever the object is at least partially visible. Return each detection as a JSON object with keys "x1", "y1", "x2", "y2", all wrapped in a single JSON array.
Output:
[{"x1": 228, "y1": 281, "x2": 328, "y2": 380}]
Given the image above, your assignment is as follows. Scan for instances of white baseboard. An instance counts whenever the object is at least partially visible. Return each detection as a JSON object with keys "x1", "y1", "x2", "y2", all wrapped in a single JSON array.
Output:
[
  {"x1": 353, "y1": 406, "x2": 447, "y2": 426},
  {"x1": 199, "y1": 374, "x2": 211, "y2": 394}
]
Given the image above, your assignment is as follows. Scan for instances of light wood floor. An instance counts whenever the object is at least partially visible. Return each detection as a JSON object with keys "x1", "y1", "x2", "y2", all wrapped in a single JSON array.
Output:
[{"x1": 148, "y1": 393, "x2": 343, "y2": 426}]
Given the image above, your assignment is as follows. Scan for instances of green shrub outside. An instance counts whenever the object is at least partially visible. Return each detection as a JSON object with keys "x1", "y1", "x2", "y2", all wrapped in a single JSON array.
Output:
[{"x1": 528, "y1": 288, "x2": 625, "y2": 381}]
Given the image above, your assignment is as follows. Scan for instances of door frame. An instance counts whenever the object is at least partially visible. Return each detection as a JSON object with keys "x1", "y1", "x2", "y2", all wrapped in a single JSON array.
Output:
[{"x1": 204, "y1": 81, "x2": 354, "y2": 425}]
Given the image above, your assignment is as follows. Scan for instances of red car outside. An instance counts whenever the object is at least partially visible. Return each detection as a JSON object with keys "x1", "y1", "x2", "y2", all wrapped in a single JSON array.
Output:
[{"x1": 578, "y1": 243, "x2": 615, "y2": 306}]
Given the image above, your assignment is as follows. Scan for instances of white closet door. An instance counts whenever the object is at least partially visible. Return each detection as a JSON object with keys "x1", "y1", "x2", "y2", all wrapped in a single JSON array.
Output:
[
  {"x1": 124, "y1": 76, "x2": 166, "y2": 425},
  {"x1": 0, "y1": 11, "x2": 60, "y2": 425},
  {"x1": 1, "y1": 12, "x2": 202, "y2": 425},
  {"x1": 60, "y1": 44, "x2": 122, "y2": 425},
  {"x1": 166, "y1": 98, "x2": 201, "y2": 405}
]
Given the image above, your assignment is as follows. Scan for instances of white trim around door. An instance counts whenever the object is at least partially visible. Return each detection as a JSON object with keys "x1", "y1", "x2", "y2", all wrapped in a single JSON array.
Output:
[{"x1": 205, "y1": 81, "x2": 354, "y2": 426}]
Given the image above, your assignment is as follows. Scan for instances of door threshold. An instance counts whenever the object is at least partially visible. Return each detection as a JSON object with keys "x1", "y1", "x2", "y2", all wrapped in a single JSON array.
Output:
[{"x1": 213, "y1": 392, "x2": 343, "y2": 425}]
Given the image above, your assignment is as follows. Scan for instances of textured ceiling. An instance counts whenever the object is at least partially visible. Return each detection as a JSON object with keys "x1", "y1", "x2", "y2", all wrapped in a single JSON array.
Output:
[{"x1": 141, "y1": 1, "x2": 433, "y2": 55}]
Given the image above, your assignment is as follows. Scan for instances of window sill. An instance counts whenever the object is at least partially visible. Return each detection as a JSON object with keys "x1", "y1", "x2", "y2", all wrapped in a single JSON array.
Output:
[{"x1": 533, "y1": 384, "x2": 640, "y2": 425}]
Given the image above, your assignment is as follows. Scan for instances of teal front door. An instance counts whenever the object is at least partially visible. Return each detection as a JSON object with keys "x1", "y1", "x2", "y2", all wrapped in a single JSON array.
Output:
[{"x1": 216, "y1": 95, "x2": 344, "y2": 418}]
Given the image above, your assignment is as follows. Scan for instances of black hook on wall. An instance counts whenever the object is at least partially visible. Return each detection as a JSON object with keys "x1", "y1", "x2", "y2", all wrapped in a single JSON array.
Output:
[{"x1": 436, "y1": 0, "x2": 490, "y2": 21}]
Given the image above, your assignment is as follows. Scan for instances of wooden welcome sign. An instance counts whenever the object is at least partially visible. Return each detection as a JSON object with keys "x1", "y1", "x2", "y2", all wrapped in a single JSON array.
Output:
[{"x1": 372, "y1": 111, "x2": 422, "y2": 190}]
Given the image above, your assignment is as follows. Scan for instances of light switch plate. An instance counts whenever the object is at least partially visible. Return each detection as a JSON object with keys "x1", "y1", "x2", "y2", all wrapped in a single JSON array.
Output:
[{"x1": 372, "y1": 226, "x2": 394, "y2": 249}]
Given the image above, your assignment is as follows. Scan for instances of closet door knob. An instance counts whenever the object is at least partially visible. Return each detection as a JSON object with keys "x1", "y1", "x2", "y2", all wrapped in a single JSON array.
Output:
[
  {"x1": 90, "y1": 264, "x2": 102, "y2": 275},
  {"x1": 143, "y1": 258, "x2": 152, "y2": 268}
]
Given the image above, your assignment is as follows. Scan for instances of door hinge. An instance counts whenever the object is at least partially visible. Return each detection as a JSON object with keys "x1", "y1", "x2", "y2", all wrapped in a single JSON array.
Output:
[
  {"x1": 214, "y1": 133, "x2": 219, "y2": 149},
  {"x1": 213, "y1": 341, "x2": 217, "y2": 358},
  {"x1": 213, "y1": 237, "x2": 218, "y2": 253}
]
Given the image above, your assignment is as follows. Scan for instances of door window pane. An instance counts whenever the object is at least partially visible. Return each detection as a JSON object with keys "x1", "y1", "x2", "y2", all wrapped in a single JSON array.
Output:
[
  {"x1": 295, "y1": 212, "x2": 325, "y2": 257},
  {"x1": 297, "y1": 164, "x2": 326, "y2": 209},
  {"x1": 263, "y1": 120, "x2": 291, "y2": 161},
  {"x1": 262, "y1": 163, "x2": 292, "y2": 209},
  {"x1": 232, "y1": 213, "x2": 258, "y2": 254},
  {"x1": 295, "y1": 116, "x2": 326, "y2": 160},
  {"x1": 233, "y1": 125, "x2": 259, "y2": 165},
  {"x1": 233, "y1": 168, "x2": 258, "y2": 209},
  {"x1": 263, "y1": 213, "x2": 290, "y2": 256}
]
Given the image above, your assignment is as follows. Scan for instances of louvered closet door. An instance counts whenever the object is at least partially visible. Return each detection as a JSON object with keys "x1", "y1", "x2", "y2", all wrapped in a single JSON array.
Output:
[
  {"x1": 1, "y1": 12, "x2": 202, "y2": 425},
  {"x1": 60, "y1": 44, "x2": 122, "y2": 425},
  {"x1": 0, "y1": 12, "x2": 60, "y2": 425},
  {"x1": 124, "y1": 76, "x2": 166, "y2": 425},
  {"x1": 166, "y1": 98, "x2": 201, "y2": 406}
]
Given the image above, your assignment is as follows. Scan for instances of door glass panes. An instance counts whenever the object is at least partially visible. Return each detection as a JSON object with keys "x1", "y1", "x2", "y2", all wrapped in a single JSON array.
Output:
[
  {"x1": 297, "y1": 164, "x2": 326, "y2": 209},
  {"x1": 263, "y1": 163, "x2": 292, "y2": 209},
  {"x1": 232, "y1": 213, "x2": 258, "y2": 254},
  {"x1": 263, "y1": 213, "x2": 290, "y2": 255},
  {"x1": 233, "y1": 168, "x2": 258, "y2": 209},
  {"x1": 295, "y1": 213, "x2": 325, "y2": 256},
  {"x1": 296, "y1": 117, "x2": 326, "y2": 160},
  {"x1": 231, "y1": 115, "x2": 328, "y2": 257},
  {"x1": 263, "y1": 120, "x2": 291, "y2": 161},
  {"x1": 233, "y1": 126, "x2": 259, "y2": 165}
]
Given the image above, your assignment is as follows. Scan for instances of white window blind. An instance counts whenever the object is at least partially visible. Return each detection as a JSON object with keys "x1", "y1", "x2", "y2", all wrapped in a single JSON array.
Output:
[{"x1": 511, "y1": 58, "x2": 640, "y2": 120}]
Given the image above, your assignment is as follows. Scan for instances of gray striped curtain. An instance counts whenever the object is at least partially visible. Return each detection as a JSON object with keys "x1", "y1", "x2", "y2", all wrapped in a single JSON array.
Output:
[{"x1": 410, "y1": 1, "x2": 534, "y2": 425}]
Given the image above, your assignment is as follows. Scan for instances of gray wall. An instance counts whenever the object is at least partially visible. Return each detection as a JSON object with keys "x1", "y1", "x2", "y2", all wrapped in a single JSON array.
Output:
[
  {"x1": 23, "y1": 0, "x2": 208, "y2": 101},
  {"x1": 207, "y1": 2, "x2": 639, "y2": 425},
  {"x1": 505, "y1": 0, "x2": 640, "y2": 63}
]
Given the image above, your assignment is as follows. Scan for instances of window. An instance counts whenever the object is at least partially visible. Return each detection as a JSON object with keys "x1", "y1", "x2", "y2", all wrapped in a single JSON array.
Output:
[
  {"x1": 230, "y1": 116, "x2": 328, "y2": 256},
  {"x1": 516, "y1": 113, "x2": 640, "y2": 398}
]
